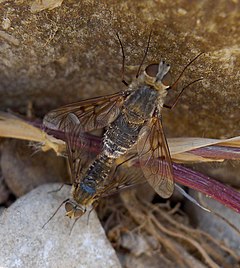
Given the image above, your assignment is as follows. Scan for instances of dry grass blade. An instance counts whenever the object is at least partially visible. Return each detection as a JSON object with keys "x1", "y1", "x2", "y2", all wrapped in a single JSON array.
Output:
[
  {"x1": 1, "y1": 112, "x2": 239, "y2": 162},
  {"x1": 0, "y1": 112, "x2": 65, "y2": 154}
]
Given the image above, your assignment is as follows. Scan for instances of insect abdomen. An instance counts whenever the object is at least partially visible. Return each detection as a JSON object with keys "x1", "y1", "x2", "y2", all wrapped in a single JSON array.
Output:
[
  {"x1": 81, "y1": 154, "x2": 113, "y2": 193},
  {"x1": 103, "y1": 86, "x2": 158, "y2": 158},
  {"x1": 103, "y1": 115, "x2": 141, "y2": 158}
]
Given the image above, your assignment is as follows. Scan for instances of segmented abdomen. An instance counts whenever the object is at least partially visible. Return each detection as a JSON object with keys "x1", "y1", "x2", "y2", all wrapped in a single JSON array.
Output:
[
  {"x1": 81, "y1": 154, "x2": 113, "y2": 194},
  {"x1": 103, "y1": 86, "x2": 159, "y2": 158},
  {"x1": 103, "y1": 114, "x2": 142, "y2": 158}
]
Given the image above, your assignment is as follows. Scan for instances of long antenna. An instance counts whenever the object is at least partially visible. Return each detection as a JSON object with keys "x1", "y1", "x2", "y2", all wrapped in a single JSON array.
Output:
[
  {"x1": 42, "y1": 198, "x2": 69, "y2": 229},
  {"x1": 116, "y1": 33, "x2": 128, "y2": 86},
  {"x1": 170, "y1": 52, "x2": 204, "y2": 90},
  {"x1": 136, "y1": 29, "x2": 153, "y2": 78}
]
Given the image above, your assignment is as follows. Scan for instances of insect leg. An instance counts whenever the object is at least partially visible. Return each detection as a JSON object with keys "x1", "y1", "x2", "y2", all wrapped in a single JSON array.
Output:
[
  {"x1": 47, "y1": 183, "x2": 71, "y2": 194},
  {"x1": 114, "y1": 153, "x2": 138, "y2": 174},
  {"x1": 164, "y1": 78, "x2": 203, "y2": 109},
  {"x1": 87, "y1": 201, "x2": 99, "y2": 225},
  {"x1": 69, "y1": 213, "x2": 85, "y2": 235}
]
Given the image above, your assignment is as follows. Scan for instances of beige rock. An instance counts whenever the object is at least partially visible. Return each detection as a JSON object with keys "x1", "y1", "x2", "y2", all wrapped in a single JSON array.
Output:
[
  {"x1": 0, "y1": 1, "x2": 239, "y2": 138},
  {"x1": 0, "y1": 184, "x2": 121, "y2": 268}
]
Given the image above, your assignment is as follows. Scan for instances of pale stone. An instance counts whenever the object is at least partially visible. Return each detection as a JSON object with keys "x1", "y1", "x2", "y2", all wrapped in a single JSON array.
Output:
[{"x1": 0, "y1": 184, "x2": 121, "y2": 268}]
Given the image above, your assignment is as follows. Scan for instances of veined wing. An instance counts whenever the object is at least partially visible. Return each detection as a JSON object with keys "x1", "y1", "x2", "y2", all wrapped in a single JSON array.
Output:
[
  {"x1": 97, "y1": 157, "x2": 146, "y2": 198},
  {"x1": 64, "y1": 113, "x2": 96, "y2": 184},
  {"x1": 43, "y1": 91, "x2": 126, "y2": 133},
  {"x1": 137, "y1": 115, "x2": 174, "y2": 198}
]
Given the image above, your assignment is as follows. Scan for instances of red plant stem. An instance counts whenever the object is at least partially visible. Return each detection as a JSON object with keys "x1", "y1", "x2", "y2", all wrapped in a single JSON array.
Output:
[
  {"x1": 173, "y1": 164, "x2": 240, "y2": 213},
  {"x1": 37, "y1": 122, "x2": 240, "y2": 213}
]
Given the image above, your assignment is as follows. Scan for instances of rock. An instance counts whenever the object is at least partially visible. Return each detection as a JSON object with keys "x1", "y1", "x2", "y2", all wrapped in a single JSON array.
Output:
[
  {"x1": 0, "y1": 140, "x2": 69, "y2": 197},
  {"x1": 0, "y1": 206, "x2": 4, "y2": 216},
  {"x1": 186, "y1": 190, "x2": 240, "y2": 256},
  {"x1": 0, "y1": 183, "x2": 121, "y2": 268},
  {"x1": 0, "y1": 1, "x2": 239, "y2": 138},
  {"x1": 0, "y1": 171, "x2": 10, "y2": 204}
]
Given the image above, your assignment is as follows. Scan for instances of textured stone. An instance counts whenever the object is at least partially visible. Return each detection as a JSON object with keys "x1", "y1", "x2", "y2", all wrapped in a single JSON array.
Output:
[
  {"x1": 187, "y1": 190, "x2": 240, "y2": 256},
  {"x1": 0, "y1": 206, "x2": 4, "y2": 216},
  {"x1": 0, "y1": 140, "x2": 69, "y2": 197},
  {"x1": 0, "y1": 1, "x2": 239, "y2": 138},
  {"x1": 0, "y1": 171, "x2": 10, "y2": 204},
  {"x1": 0, "y1": 184, "x2": 121, "y2": 268}
]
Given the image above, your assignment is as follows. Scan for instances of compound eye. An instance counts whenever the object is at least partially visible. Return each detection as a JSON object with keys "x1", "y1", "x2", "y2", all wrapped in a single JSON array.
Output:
[
  {"x1": 65, "y1": 201, "x2": 85, "y2": 218},
  {"x1": 162, "y1": 72, "x2": 172, "y2": 86},
  {"x1": 145, "y1": 64, "x2": 159, "y2": 77},
  {"x1": 74, "y1": 208, "x2": 86, "y2": 218},
  {"x1": 65, "y1": 202, "x2": 74, "y2": 213}
]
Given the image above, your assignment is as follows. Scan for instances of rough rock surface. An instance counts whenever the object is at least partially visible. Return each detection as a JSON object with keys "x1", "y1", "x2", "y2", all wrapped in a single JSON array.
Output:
[
  {"x1": 187, "y1": 190, "x2": 240, "y2": 256},
  {"x1": 0, "y1": 184, "x2": 121, "y2": 268},
  {"x1": 0, "y1": 140, "x2": 69, "y2": 197},
  {"x1": 0, "y1": 0, "x2": 239, "y2": 138},
  {"x1": 0, "y1": 206, "x2": 4, "y2": 216},
  {"x1": 0, "y1": 171, "x2": 10, "y2": 204}
]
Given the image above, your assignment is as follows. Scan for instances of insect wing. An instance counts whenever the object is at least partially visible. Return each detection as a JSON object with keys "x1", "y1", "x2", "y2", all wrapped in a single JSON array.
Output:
[
  {"x1": 64, "y1": 114, "x2": 95, "y2": 184},
  {"x1": 137, "y1": 116, "x2": 174, "y2": 198},
  {"x1": 43, "y1": 91, "x2": 125, "y2": 133},
  {"x1": 98, "y1": 156, "x2": 146, "y2": 198}
]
